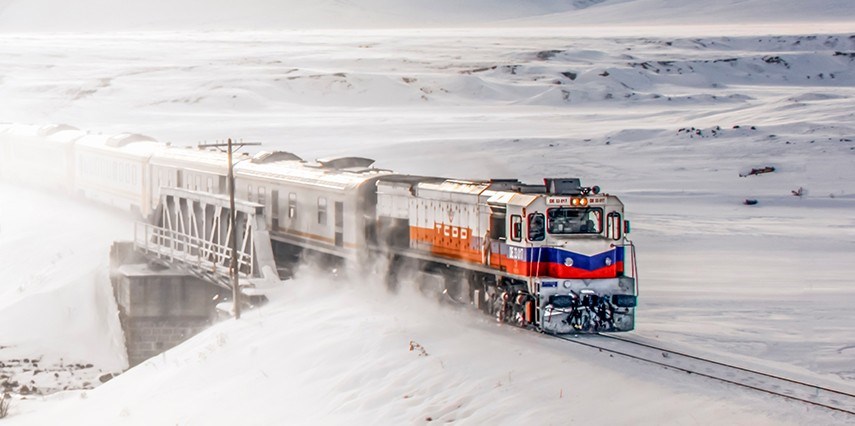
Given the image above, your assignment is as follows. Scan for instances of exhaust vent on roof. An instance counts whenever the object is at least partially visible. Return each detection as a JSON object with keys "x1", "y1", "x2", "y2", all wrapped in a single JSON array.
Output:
[
  {"x1": 252, "y1": 151, "x2": 303, "y2": 163},
  {"x1": 544, "y1": 178, "x2": 582, "y2": 195},
  {"x1": 316, "y1": 157, "x2": 375, "y2": 170}
]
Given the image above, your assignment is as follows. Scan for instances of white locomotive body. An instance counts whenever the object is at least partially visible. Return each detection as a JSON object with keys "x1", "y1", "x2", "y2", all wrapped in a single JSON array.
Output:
[{"x1": 376, "y1": 177, "x2": 636, "y2": 332}]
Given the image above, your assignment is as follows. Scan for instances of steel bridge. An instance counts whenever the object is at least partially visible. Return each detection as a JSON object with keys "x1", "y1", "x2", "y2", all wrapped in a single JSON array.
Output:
[{"x1": 133, "y1": 187, "x2": 279, "y2": 295}]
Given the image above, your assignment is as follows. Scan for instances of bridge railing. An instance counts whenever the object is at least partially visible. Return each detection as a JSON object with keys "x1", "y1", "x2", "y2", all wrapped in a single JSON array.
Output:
[{"x1": 133, "y1": 222, "x2": 253, "y2": 286}]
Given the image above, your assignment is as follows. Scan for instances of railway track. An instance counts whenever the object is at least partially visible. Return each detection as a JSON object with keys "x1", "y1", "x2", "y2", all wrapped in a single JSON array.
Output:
[{"x1": 556, "y1": 333, "x2": 855, "y2": 416}]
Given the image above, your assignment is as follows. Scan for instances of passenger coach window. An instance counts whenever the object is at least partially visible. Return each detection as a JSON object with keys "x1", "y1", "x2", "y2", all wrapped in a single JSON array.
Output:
[
  {"x1": 528, "y1": 213, "x2": 545, "y2": 241},
  {"x1": 288, "y1": 193, "x2": 297, "y2": 219},
  {"x1": 258, "y1": 187, "x2": 266, "y2": 205},
  {"x1": 317, "y1": 197, "x2": 327, "y2": 225},
  {"x1": 510, "y1": 215, "x2": 522, "y2": 242},
  {"x1": 547, "y1": 208, "x2": 603, "y2": 234}
]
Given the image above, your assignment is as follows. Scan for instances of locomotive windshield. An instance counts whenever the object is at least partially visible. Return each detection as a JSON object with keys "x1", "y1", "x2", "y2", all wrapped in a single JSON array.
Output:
[{"x1": 547, "y1": 208, "x2": 603, "y2": 234}]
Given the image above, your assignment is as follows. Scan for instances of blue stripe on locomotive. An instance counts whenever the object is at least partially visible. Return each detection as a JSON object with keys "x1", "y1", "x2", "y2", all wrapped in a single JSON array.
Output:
[{"x1": 499, "y1": 244, "x2": 623, "y2": 272}]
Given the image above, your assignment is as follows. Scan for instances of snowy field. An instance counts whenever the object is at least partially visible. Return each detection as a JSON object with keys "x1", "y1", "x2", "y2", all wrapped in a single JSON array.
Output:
[{"x1": 1, "y1": 0, "x2": 855, "y2": 423}]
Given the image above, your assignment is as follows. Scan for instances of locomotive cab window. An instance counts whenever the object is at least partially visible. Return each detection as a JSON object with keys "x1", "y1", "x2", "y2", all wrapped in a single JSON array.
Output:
[
  {"x1": 606, "y1": 211, "x2": 623, "y2": 240},
  {"x1": 528, "y1": 213, "x2": 545, "y2": 241},
  {"x1": 547, "y1": 208, "x2": 603, "y2": 235},
  {"x1": 510, "y1": 215, "x2": 522, "y2": 242}
]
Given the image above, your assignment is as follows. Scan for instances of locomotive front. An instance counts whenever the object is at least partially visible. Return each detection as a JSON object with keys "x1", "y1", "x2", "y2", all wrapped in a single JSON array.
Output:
[{"x1": 521, "y1": 179, "x2": 637, "y2": 333}]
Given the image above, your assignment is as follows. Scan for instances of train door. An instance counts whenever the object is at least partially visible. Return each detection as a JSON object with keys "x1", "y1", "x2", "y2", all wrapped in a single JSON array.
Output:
[
  {"x1": 150, "y1": 166, "x2": 160, "y2": 211},
  {"x1": 334, "y1": 201, "x2": 344, "y2": 247},
  {"x1": 271, "y1": 189, "x2": 280, "y2": 230}
]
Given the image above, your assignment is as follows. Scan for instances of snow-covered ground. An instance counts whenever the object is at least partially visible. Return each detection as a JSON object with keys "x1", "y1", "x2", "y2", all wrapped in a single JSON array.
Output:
[{"x1": 1, "y1": 0, "x2": 854, "y2": 423}]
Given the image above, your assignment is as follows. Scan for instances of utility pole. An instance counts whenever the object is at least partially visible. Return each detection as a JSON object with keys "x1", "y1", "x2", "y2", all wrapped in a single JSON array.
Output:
[
  {"x1": 226, "y1": 138, "x2": 240, "y2": 319},
  {"x1": 198, "y1": 138, "x2": 261, "y2": 319}
]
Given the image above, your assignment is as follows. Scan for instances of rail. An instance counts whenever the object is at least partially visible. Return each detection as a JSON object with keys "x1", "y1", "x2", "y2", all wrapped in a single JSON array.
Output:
[{"x1": 555, "y1": 333, "x2": 855, "y2": 416}]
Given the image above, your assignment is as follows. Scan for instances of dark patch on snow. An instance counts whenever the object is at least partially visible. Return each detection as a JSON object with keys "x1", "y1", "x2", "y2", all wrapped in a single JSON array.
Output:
[
  {"x1": 535, "y1": 50, "x2": 562, "y2": 61},
  {"x1": 762, "y1": 56, "x2": 790, "y2": 68},
  {"x1": 0, "y1": 356, "x2": 111, "y2": 396},
  {"x1": 460, "y1": 65, "x2": 497, "y2": 74}
]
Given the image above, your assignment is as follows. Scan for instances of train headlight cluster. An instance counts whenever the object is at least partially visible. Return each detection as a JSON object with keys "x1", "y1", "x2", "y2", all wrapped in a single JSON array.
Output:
[{"x1": 570, "y1": 197, "x2": 588, "y2": 206}]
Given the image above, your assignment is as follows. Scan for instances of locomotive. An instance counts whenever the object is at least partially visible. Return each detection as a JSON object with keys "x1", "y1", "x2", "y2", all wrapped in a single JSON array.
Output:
[{"x1": 0, "y1": 123, "x2": 637, "y2": 333}]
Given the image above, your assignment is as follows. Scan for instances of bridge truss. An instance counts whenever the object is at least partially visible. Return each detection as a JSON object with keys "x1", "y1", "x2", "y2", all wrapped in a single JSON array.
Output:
[{"x1": 133, "y1": 187, "x2": 279, "y2": 293}]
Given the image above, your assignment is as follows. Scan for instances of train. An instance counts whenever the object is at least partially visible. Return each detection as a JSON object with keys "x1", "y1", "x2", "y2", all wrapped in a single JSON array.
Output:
[{"x1": 0, "y1": 122, "x2": 638, "y2": 333}]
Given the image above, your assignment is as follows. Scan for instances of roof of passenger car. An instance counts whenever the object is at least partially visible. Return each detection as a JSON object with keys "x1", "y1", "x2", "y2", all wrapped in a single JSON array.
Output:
[
  {"x1": 151, "y1": 145, "x2": 232, "y2": 172},
  {"x1": 235, "y1": 156, "x2": 393, "y2": 191},
  {"x1": 75, "y1": 133, "x2": 165, "y2": 156}
]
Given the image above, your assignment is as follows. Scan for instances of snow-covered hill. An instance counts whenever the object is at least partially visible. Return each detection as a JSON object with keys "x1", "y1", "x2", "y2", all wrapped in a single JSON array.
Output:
[
  {"x1": 517, "y1": 0, "x2": 855, "y2": 26},
  {"x1": 7, "y1": 268, "x2": 851, "y2": 424}
]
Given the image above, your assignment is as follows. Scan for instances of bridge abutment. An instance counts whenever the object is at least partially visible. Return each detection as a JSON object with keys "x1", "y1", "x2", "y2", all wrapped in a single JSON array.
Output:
[{"x1": 110, "y1": 242, "x2": 228, "y2": 367}]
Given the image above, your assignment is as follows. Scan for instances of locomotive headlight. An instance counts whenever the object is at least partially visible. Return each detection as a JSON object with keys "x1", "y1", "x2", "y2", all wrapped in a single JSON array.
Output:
[
  {"x1": 580, "y1": 197, "x2": 589, "y2": 206},
  {"x1": 571, "y1": 198, "x2": 579, "y2": 206},
  {"x1": 564, "y1": 257, "x2": 574, "y2": 267},
  {"x1": 604, "y1": 257, "x2": 613, "y2": 266},
  {"x1": 563, "y1": 281, "x2": 572, "y2": 289}
]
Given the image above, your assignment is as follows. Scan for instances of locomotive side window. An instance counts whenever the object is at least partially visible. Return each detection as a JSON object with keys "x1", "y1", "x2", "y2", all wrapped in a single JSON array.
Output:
[
  {"x1": 489, "y1": 205, "x2": 506, "y2": 240},
  {"x1": 547, "y1": 208, "x2": 603, "y2": 235},
  {"x1": 607, "y1": 212, "x2": 622, "y2": 240},
  {"x1": 288, "y1": 192, "x2": 297, "y2": 219},
  {"x1": 528, "y1": 213, "x2": 545, "y2": 241},
  {"x1": 318, "y1": 196, "x2": 328, "y2": 225},
  {"x1": 510, "y1": 215, "x2": 522, "y2": 242}
]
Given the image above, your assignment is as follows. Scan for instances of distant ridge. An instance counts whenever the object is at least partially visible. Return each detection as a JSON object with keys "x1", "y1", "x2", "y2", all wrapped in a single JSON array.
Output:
[
  {"x1": 0, "y1": 0, "x2": 580, "y2": 32},
  {"x1": 0, "y1": 0, "x2": 851, "y2": 33}
]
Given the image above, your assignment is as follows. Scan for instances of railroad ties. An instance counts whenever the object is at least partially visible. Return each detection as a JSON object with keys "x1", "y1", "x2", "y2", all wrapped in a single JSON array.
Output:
[{"x1": 558, "y1": 333, "x2": 855, "y2": 416}]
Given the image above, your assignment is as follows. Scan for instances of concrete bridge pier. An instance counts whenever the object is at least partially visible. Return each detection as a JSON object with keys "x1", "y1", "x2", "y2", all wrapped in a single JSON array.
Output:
[{"x1": 110, "y1": 242, "x2": 228, "y2": 367}]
